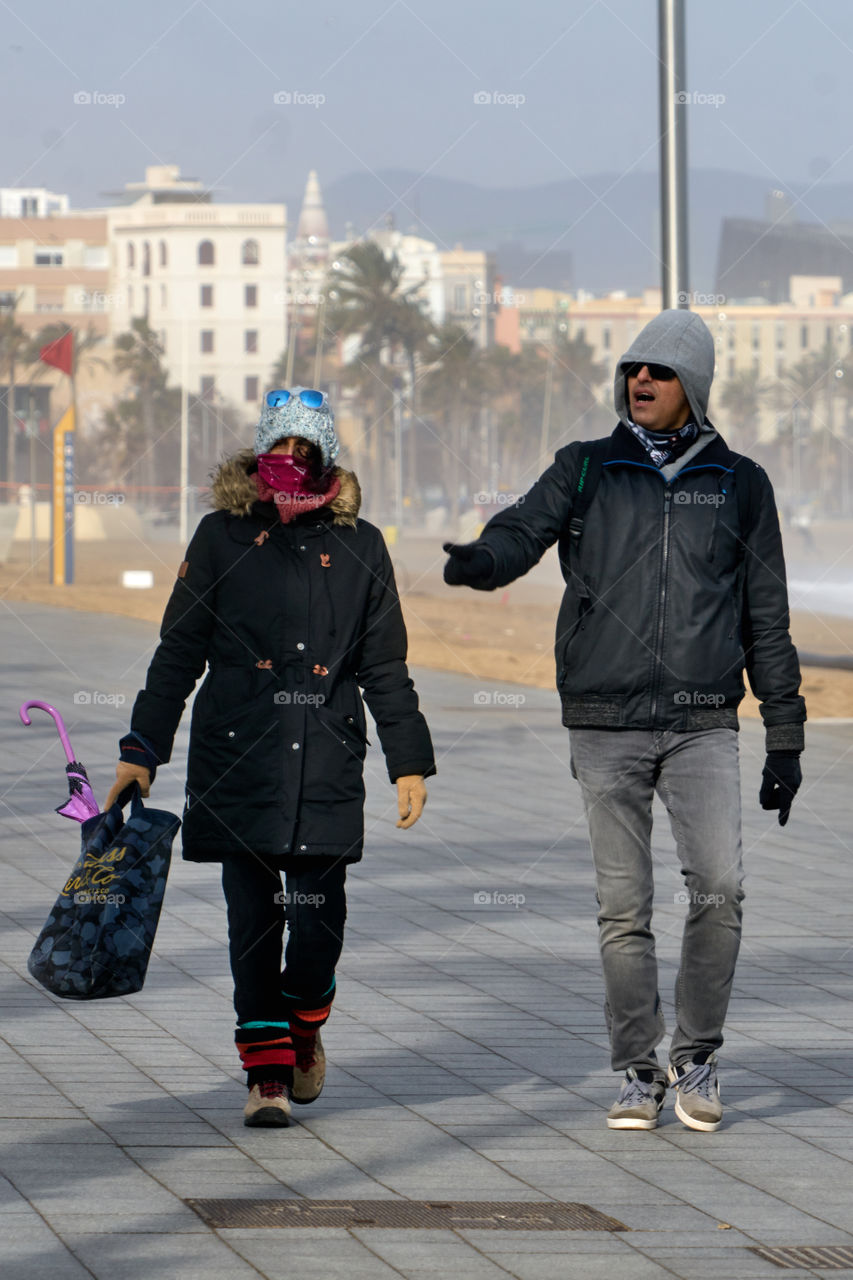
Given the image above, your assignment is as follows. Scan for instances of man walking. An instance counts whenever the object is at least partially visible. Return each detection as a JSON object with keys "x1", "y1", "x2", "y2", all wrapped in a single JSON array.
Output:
[{"x1": 443, "y1": 309, "x2": 805, "y2": 1131}]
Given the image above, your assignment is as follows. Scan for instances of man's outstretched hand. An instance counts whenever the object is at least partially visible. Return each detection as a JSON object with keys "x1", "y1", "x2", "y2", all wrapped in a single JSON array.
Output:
[
  {"x1": 759, "y1": 752, "x2": 802, "y2": 827},
  {"x1": 442, "y1": 541, "x2": 494, "y2": 588}
]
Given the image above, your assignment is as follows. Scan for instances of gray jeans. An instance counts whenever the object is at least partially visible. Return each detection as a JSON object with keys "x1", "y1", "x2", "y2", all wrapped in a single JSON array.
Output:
[{"x1": 569, "y1": 727, "x2": 745, "y2": 1077}]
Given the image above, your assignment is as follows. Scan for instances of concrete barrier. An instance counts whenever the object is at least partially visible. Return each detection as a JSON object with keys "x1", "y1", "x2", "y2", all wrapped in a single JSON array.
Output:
[
  {"x1": 0, "y1": 507, "x2": 19, "y2": 563},
  {"x1": 13, "y1": 502, "x2": 145, "y2": 541}
]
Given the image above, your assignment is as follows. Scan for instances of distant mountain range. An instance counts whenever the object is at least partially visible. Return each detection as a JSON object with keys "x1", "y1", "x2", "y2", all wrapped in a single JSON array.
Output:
[{"x1": 285, "y1": 167, "x2": 853, "y2": 295}]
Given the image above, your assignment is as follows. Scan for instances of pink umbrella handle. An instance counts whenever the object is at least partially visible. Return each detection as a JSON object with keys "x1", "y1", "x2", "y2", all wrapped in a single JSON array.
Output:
[{"x1": 19, "y1": 700, "x2": 76, "y2": 764}]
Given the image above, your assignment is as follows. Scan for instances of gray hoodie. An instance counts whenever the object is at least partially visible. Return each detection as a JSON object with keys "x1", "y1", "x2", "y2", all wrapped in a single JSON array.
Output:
[{"x1": 613, "y1": 308, "x2": 716, "y2": 431}]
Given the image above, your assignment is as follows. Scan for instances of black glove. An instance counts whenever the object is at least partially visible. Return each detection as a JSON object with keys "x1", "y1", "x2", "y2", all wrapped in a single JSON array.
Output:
[
  {"x1": 442, "y1": 541, "x2": 495, "y2": 588},
  {"x1": 759, "y1": 751, "x2": 802, "y2": 827}
]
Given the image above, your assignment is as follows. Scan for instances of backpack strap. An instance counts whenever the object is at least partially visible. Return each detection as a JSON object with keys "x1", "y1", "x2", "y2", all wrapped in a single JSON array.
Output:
[
  {"x1": 566, "y1": 439, "x2": 610, "y2": 603},
  {"x1": 730, "y1": 454, "x2": 763, "y2": 550}
]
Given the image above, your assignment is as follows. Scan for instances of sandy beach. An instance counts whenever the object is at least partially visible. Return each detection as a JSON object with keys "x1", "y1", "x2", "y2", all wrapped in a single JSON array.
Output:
[{"x1": 1, "y1": 525, "x2": 850, "y2": 720}]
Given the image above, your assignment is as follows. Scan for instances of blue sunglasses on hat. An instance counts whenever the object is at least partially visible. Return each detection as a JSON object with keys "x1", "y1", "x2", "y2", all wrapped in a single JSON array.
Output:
[{"x1": 265, "y1": 388, "x2": 327, "y2": 410}]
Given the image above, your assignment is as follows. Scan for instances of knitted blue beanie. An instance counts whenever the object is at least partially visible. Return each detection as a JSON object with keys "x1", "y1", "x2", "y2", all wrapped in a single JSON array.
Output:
[{"x1": 254, "y1": 388, "x2": 340, "y2": 466}]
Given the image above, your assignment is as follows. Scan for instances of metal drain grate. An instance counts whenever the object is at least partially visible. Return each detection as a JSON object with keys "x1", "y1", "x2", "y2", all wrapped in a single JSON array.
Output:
[
  {"x1": 750, "y1": 1244, "x2": 853, "y2": 1270},
  {"x1": 186, "y1": 1198, "x2": 628, "y2": 1231}
]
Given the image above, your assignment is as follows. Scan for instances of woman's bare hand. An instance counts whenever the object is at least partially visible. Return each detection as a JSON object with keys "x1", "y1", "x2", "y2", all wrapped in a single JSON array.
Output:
[
  {"x1": 104, "y1": 762, "x2": 151, "y2": 811},
  {"x1": 396, "y1": 775, "x2": 427, "y2": 829}
]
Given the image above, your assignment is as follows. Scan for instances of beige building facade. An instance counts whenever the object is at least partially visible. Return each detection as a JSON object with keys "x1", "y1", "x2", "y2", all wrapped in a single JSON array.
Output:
[
  {"x1": 440, "y1": 246, "x2": 496, "y2": 349},
  {"x1": 107, "y1": 167, "x2": 288, "y2": 417},
  {"x1": 498, "y1": 281, "x2": 853, "y2": 442},
  {"x1": 0, "y1": 212, "x2": 110, "y2": 335}
]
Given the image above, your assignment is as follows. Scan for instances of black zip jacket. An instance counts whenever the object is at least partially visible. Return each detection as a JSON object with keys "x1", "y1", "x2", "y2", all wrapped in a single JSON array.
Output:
[{"x1": 473, "y1": 423, "x2": 805, "y2": 751}]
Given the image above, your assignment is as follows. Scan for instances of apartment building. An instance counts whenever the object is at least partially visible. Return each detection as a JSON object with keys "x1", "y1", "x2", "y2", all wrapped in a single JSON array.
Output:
[
  {"x1": 0, "y1": 211, "x2": 109, "y2": 333},
  {"x1": 107, "y1": 166, "x2": 288, "y2": 415},
  {"x1": 439, "y1": 246, "x2": 496, "y2": 349},
  {"x1": 496, "y1": 280, "x2": 853, "y2": 441}
]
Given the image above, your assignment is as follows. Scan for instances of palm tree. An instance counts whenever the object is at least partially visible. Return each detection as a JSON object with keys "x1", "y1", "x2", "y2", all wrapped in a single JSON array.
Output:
[
  {"x1": 772, "y1": 345, "x2": 839, "y2": 503},
  {"x1": 547, "y1": 329, "x2": 609, "y2": 451},
  {"x1": 773, "y1": 347, "x2": 834, "y2": 435},
  {"x1": 327, "y1": 241, "x2": 425, "y2": 360},
  {"x1": 717, "y1": 369, "x2": 767, "y2": 452},
  {"x1": 337, "y1": 352, "x2": 393, "y2": 511},
  {"x1": 327, "y1": 241, "x2": 430, "y2": 505},
  {"x1": 107, "y1": 318, "x2": 172, "y2": 493},
  {"x1": 394, "y1": 298, "x2": 435, "y2": 498},
  {"x1": 420, "y1": 323, "x2": 484, "y2": 527},
  {"x1": 475, "y1": 344, "x2": 524, "y2": 483},
  {"x1": 269, "y1": 347, "x2": 314, "y2": 391}
]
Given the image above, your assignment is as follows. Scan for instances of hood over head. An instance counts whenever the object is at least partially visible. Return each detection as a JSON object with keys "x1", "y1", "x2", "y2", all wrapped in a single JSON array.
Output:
[
  {"x1": 209, "y1": 449, "x2": 360, "y2": 527},
  {"x1": 614, "y1": 309, "x2": 716, "y2": 430}
]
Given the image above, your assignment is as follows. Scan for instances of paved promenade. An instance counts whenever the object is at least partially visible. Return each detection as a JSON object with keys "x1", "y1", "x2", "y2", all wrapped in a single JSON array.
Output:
[{"x1": 1, "y1": 601, "x2": 852, "y2": 1280}]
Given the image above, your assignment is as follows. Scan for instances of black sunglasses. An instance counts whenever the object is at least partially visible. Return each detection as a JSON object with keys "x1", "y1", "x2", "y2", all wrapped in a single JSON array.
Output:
[{"x1": 623, "y1": 362, "x2": 678, "y2": 381}]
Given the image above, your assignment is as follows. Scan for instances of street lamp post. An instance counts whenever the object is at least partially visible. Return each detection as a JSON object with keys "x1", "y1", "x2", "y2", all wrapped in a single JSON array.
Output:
[
  {"x1": 179, "y1": 319, "x2": 189, "y2": 545},
  {"x1": 392, "y1": 378, "x2": 403, "y2": 533},
  {"x1": 27, "y1": 386, "x2": 37, "y2": 569},
  {"x1": 659, "y1": 0, "x2": 690, "y2": 309}
]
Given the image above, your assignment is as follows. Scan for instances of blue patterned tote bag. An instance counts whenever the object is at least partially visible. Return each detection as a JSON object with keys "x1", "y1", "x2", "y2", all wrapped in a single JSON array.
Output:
[{"x1": 28, "y1": 786, "x2": 180, "y2": 999}]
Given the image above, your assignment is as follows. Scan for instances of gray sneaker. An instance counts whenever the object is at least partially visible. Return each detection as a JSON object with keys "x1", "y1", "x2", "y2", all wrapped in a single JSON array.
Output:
[
  {"x1": 668, "y1": 1055, "x2": 722, "y2": 1132},
  {"x1": 606, "y1": 1068, "x2": 667, "y2": 1130}
]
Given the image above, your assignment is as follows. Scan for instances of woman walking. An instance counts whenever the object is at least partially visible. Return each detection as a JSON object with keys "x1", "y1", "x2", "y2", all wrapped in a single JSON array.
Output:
[{"x1": 107, "y1": 388, "x2": 435, "y2": 1127}]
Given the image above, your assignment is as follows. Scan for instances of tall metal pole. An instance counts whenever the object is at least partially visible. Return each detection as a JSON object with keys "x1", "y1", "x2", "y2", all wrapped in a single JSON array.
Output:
[
  {"x1": 284, "y1": 301, "x2": 298, "y2": 386},
  {"x1": 393, "y1": 384, "x2": 403, "y2": 533},
  {"x1": 313, "y1": 294, "x2": 326, "y2": 387},
  {"x1": 179, "y1": 319, "x2": 189, "y2": 545},
  {"x1": 659, "y1": 0, "x2": 690, "y2": 309},
  {"x1": 28, "y1": 387, "x2": 36, "y2": 570}
]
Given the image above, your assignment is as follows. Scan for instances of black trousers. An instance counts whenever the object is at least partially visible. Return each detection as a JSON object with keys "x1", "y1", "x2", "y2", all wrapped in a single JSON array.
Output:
[{"x1": 221, "y1": 855, "x2": 347, "y2": 1027}]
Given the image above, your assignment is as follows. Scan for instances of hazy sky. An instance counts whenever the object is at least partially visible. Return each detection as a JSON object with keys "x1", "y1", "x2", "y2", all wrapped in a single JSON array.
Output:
[{"x1": 2, "y1": 0, "x2": 852, "y2": 207}]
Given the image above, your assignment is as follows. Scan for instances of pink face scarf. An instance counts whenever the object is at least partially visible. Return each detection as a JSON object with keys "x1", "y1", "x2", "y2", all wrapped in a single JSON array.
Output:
[{"x1": 254, "y1": 453, "x2": 341, "y2": 524}]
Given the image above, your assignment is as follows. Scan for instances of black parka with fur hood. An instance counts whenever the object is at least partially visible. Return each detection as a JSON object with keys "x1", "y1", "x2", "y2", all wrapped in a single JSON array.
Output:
[{"x1": 128, "y1": 451, "x2": 435, "y2": 864}]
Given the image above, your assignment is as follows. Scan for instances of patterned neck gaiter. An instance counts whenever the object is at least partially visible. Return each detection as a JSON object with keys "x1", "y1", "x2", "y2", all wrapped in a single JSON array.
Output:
[
  {"x1": 626, "y1": 418, "x2": 701, "y2": 468},
  {"x1": 253, "y1": 455, "x2": 341, "y2": 524},
  {"x1": 253, "y1": 472, "x2": 341, "y2": 524}
]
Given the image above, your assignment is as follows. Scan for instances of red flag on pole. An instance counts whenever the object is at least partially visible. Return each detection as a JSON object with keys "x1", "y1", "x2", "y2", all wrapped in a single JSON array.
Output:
[{"x1": 39, "y1": 331, "x2": 74, "y2": 376}]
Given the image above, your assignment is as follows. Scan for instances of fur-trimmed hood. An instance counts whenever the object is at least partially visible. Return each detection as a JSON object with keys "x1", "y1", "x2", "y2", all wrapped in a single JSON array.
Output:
[{"x1": 209, "y1": 448, "x2": 361, "y2": 527}]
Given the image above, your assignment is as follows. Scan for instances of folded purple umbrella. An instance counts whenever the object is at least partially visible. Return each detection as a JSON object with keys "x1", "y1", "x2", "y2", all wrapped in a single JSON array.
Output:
[{"x1": 19, "y1": 700, "x2": 100, "y2": 822}]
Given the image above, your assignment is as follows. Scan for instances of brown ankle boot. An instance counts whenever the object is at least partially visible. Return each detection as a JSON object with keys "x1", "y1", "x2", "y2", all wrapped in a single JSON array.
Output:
[{"x1": 292, "y1": 1030, "x2": 326, "y2": 1105}]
